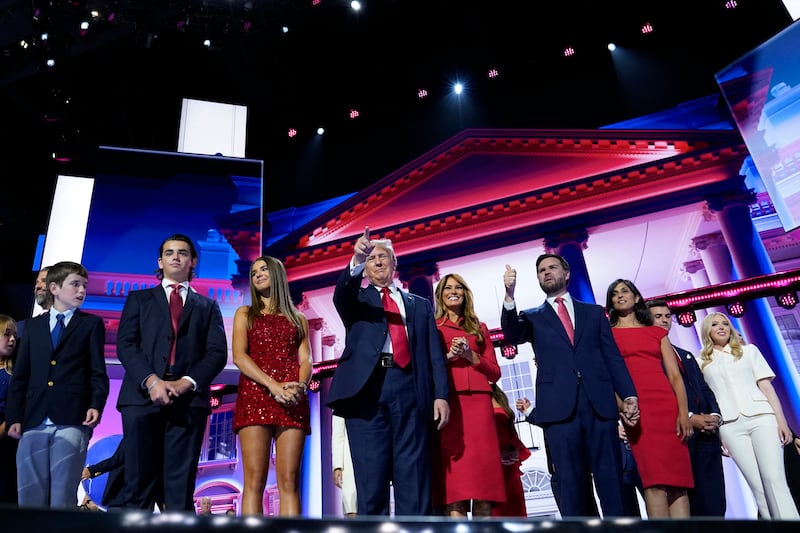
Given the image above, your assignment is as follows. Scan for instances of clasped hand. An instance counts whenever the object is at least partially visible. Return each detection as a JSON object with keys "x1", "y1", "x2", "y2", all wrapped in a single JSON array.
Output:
[
  {"x1": 148, "y1": 378, "x2": 190, "y2": 406},
  {"x1": 270, "y1": 381, "x2": 306, "y2": 406},
  {"x1": 448, "y1": 336, "x2": 470, "y2": 360}
]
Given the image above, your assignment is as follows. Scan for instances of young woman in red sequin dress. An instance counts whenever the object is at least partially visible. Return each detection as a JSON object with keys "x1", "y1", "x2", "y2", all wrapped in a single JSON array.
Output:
[{"x1": 232, "y1": 256, "x2": 312, "y2": 516}]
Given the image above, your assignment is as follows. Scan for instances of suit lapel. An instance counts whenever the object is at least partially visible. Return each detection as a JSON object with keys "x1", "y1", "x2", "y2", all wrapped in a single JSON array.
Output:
[
  {"x1": 572, "y1": 300, "x2": 587, "y2": 345},
  {"x1": 541, "y1": 301, "x2": 572, "y2": 345},
  {"x1": 57, "y1": 309, "x2": 81, "y2": 347},
  {"x1": 181, "y1": 287, "x2": 198, "y2": 327},
  {"x1": 154, "y1": 285, "x2": 172, "y2": 324},
  {"x1": 399, "y1": 289, "x2": 415, "y2": 346}
]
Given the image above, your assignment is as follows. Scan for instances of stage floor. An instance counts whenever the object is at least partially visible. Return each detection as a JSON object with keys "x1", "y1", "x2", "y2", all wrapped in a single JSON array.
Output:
[{"x1": 1, "y1": 507, "x2": 799, "y2": 532}]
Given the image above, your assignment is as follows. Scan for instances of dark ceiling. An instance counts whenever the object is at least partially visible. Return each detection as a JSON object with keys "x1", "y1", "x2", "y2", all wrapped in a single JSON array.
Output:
[{"x1": 0, "y1": 0, "x2": 794, "y2": 283}]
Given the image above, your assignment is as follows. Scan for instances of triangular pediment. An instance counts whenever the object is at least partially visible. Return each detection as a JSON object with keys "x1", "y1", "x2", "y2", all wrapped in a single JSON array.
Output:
[{"x1": 268, "y1": 128, "x2": 748, "y2": 286}]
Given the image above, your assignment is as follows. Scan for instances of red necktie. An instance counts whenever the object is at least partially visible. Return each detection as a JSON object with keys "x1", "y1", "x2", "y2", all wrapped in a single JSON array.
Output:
[
  {"x1": 555, "y1": 296, "x2": 574, "y2": 345},
  {"x1": 169, "y1": 284, "x2": 184, "y2": 366},
  {"x1": 381, "y1": 287, "x2": 411, "y2": 368}
]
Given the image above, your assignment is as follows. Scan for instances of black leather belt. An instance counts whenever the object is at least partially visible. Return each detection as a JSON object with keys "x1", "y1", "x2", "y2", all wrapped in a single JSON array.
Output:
[
  {"x1": 164, "y1": 365, "x2": 176, "y2": 379},
  {"x1": 379, "y1": 353, "x2": 394, "y2": 368}
]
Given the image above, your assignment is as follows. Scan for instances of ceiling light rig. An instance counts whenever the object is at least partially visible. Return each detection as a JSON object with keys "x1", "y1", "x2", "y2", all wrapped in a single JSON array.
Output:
[{"x1": 660, "y1": 270, "x2": 800, "y2": 324}]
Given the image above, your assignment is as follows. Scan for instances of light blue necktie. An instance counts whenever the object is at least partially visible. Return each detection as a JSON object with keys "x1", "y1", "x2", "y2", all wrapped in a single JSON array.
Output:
[{"x1": 51, "y1": 313, "x2": 65, "y2": 347}]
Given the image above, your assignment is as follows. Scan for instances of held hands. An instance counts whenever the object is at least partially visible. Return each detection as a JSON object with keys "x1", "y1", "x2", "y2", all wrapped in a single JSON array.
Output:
[
  {"x1": 691, "y1": 413, "x2": 721, "y2": 434},
  {"x1": 353, "y1": 226, "x2": 374, "y2": 265},
  {"x1": 503, "y1": 264, "x2": 516, "y2": 302},
  {"x1": 621, "y1": 397, "x2": 640, "y2": 427},
  {"x1": 677, "y1": 413, "x2": 694, "y2": 442},
  {"x1": 333, "y1": 468, "x2": 343, "y2": 488}
]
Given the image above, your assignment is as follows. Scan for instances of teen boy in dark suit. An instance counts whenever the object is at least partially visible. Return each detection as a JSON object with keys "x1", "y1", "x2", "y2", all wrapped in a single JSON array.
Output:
[{"x1": 116, "y1": 234, "x2": 227, "y2": 511}]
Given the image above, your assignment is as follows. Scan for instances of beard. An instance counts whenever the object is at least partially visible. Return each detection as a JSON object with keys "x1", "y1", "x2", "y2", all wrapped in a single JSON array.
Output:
[{"x1": 539, "y1": 277, "x2": 566, "y2": 295}]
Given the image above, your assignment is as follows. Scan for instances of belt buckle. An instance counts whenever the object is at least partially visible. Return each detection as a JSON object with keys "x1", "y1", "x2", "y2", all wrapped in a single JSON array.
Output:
[{"x1": 380, "y1": 354, "x2": 394, "y2": 368}]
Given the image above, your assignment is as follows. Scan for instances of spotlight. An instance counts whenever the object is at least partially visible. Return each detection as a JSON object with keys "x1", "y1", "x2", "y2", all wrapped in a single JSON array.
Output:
[
  {"x1": 316, "y1": 127, "x2": 325, "y2": 135},
  {"x1": 676, "y1": 310, "x2": 697, "y2": 328},
  {"x1": 776, "y1": 291, "x2": 798, "y2": 310},
  {"x1": 726, "y1": 301, "x2": 746, "y2": 318},
  {"x1": 607, "y1": 42, "x2": 616, "y2": 51},
  {"x1": 501, "y1": 344, "x2": 518, "y2": 360}
]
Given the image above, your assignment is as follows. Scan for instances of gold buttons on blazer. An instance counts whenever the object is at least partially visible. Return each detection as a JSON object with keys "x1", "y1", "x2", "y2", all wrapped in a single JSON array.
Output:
[{"x1": 47, "y1": 380, "x2": 54, "y2": 387}]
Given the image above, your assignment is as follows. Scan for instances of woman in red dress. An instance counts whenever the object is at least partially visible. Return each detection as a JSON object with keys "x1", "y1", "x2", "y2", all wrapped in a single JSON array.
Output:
[
  {"x1": 232, "y1": 256, "x2": 312, "y2": 516},
  {"x1": 491, "y1": 382, "x2": 531, "y2": 517},
  {"x1": 433, "y1": 273, "x2": 504, "y2": 517},
  {"x1": 606, "y1": 279, "x2": 693, "y2": 518}
]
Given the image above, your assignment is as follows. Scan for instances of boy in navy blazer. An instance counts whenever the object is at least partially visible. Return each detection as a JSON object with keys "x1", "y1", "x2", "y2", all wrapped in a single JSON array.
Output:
[{"x1": 7, "y1": 261, "x2": 109, "y2": 508}]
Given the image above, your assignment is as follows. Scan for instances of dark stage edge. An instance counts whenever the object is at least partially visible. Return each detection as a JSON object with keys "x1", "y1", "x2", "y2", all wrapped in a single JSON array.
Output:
[{"x1": 1, "y1": 508, "x2": 799, "y2": 533}]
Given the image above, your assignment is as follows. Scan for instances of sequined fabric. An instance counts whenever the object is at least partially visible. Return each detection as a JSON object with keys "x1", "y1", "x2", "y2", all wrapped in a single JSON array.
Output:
[{"x1": 233, "y1": 314, "x2": 311, "y2": 434}]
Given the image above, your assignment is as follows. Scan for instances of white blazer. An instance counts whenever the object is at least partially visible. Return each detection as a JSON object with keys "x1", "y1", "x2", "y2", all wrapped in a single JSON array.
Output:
[
  {"x1": 701, "y1": 343, "x2": 776, "y2": 423},
  {"x1": 331, "y1": 414, "x2": 357, "y2": 514}
]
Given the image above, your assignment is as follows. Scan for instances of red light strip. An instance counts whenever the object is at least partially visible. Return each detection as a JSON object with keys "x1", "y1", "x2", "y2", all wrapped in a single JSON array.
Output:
[{"x1": 658, "y1": 270, "x2": 800, "y2": 312}]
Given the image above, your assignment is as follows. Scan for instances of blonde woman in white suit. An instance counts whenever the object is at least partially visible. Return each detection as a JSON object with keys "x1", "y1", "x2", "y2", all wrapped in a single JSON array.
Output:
[
  {"x1": 332, "y1": 414, "x2": 357, "y2": 517},
  {"x1": 699, "y1": 312, "x2": 799, "y2": 519}
]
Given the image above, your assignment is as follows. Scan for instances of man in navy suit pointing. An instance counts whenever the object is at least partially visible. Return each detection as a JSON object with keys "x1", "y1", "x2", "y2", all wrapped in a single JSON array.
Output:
[
  {"x1": 501, "y1": 254, "x2": 639, "y2": 518},
  {"x1": 326, "y1": 227, "x2": 450, "y2": 516}
]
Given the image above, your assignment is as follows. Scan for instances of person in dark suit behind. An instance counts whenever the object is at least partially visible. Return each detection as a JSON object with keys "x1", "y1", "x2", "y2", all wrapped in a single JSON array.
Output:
[
  {"x1": 15, "y1": 266, "x2": 52, "y2": 341},
  {"x1": 82, "y1": 437, "x2": 125, "y2": 508},
  {"x1": 116, "y1": 233, "x2": 228, "y2": 511},
  {"x1": 325, "y1": 227, "x2": 450, "y2": 516},
  {"x1": 500, "y1": 254, "x2": 639, "y2": 518},
  {"x1": 646, "y1": 299, "x2": 726, "y2": 517},
  {"x1": 786, "y1": 428, "x2": 800, "y2": 511},
  {"x1": 7, "y1": 261, "x2": 109, "y2": 508},
  {"x1": 81, "y1": 437, "x2": 165, "y2": 510}
]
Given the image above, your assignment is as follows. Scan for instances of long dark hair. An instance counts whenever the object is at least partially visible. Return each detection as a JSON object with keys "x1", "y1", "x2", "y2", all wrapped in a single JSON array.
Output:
[{"x1": 605, "y1": 278, "x2": 652, "y2": 326}]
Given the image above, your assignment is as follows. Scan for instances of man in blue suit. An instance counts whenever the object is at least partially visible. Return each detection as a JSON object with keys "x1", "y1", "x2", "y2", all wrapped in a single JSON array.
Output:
[
  {"x1": 326, "y1": 227, "x2": 450, "y2": 516},
  {"x1": 647, "y1": 299, "x2": 726, "y2": 517},
  {"x1": 116, "y1": 234, "x2": 227, "y2": 511},
  {"x1": 501, "y1": 254, "x2": 639, "y2": 518}
]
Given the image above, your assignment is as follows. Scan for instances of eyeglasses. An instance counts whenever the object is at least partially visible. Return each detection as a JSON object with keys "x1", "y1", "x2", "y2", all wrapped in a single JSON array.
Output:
[{"x1": 366, "y1": 253, "x2": 390, "y2": 264}]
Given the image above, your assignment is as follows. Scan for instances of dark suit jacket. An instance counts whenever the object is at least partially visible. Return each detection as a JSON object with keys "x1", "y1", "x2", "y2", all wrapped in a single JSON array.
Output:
[
  {"x1": 116, "y1": 285, "x2": 227, "y2": 412},
  {"x1": 674, "y1": 344, "x2": 726, "y2": 516},
  {"x1": 7, "y1": 310, "x2": 109, "y2": 430},
  {"x1": 501, "y1": 299, "x2": 635, "y2": 424},
  {"x1": 674, "y1": 345, "x2": 720, "y2": 418},
  {"x1": 86, "y1": 438, "x2": 126, "y2": 507},
  {"x1": 325, "y1": 265, "x2": 449, "y2": 417}
]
